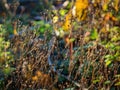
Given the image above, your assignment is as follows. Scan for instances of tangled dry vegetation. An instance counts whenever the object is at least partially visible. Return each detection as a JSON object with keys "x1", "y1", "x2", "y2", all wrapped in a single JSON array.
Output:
[
  {"x1": 8, "y1": 26, "x2": 120, "y2": 89},
  {"x1": 1, "y1": 0, "x2": 120, "y2": 90}
]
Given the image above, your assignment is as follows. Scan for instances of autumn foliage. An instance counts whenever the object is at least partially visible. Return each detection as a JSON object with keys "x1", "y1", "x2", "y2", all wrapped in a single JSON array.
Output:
[{"x1": 0, "y1": 0, "x2": 120, "y2": 89}]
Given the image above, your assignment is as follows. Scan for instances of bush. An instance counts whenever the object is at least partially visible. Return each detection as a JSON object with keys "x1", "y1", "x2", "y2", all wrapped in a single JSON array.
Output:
[{"x1": 0, "y1": 25, "x2": 14, "y2": 89}]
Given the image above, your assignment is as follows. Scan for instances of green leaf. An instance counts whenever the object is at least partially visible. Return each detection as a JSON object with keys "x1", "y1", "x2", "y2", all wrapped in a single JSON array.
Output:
[
  {"x1": 59, "y1": 9, "x2": 68, "y2": 16},
  {"x1": 92, "y1": 79, "x2": 100, "y2": 84},
  {"x1": 105, "y1": 55, "x2": 111, "y2": 59},
  {"x1": 105, "y1": 59, "x2": 112, "y2": 66},
  {"x1": 66, "y1": 2, "x2": 72, "y2": 9},
  {"x1": 3, "y1": 67, "x2": 15, "y2": 76},
  {"x1": 52, "y1": 10, "x2": 58, "y2": 15},
  {"x1": 110, "y1": 26, "x2": 119, "y2": 31},
  {"x1": 115, "y1": 46, "x2": 120, "y2": 50},
  {"x1": 34, "y1": 21, "x2": 45, "y2": 26},
  {"x1": 90, "y1": 28, "x2": 98, "y2": 40},
  {"x1": 45, "y1": 23, "x2": 50, "y2": 28},
  {"x1": 104, "y1": 80, "x2": 111, "y2": 85},
  {"x1": 69, "y1": 38, "x2": 75, "y2": 43},
  {"x1": 115, "y1": 51, "x2": 120, "y2": 57},
  {"x1": 39, "y1": 26, "x2": 46, "y2": 33}
]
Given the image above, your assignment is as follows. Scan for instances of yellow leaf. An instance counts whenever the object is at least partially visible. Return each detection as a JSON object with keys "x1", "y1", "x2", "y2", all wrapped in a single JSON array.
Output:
[
  {"x1": 101, "y1": 27, "x2": 107, "y2": 33},
  {"x1": 80, "y1": 10, "x2": 87, "y2": 21},
  {"x1": 62, "y1": 19, "x2": 71, "y2": 31},
  {"x1": 114, "y1": 0, "x2": 119, "y2": 12},
  {"x1": 13, "y1": 21, "x2": 18, "y2": 35},
  {"x1": 115, "y1": 82, "x2": 120, "y2": 86},
  {"x1": 56, "y1": 0, "x2": 89, "y2": 35},
  {"x1": 27, "y1": 64, "x2": 32, "y2": 70},
  {"x1": 62, "y1": 11, "x2": 72, "y2": 31},
  {"x1": 53, "y1": 16, "x2": 59, "y2": 23},
  {"x1": 14, "y1": 29, "x2": 18, "y2": 35},
  {"x1": 93, "y1": 0, "x2": 101, "y2": 7},
  {"x1": 111, "y1": 16, "x2": 118, "y2": 21},
  {"x1": 105, "y1": 59, "x2": 112, "y2": 66},
  {"x1": 36, "y1": 71, "x2": 42, "y2": 77},
  {"x1": 103, "y1": 4, "x2": 108, "y2": 11},
  {"x1": 102, "y1": 0, "x2": 110, "y2": 11},
  {"x1": 75, "y1": 0, "x2": 89, "y2": 21},
  {"x1": 32, "y1": 76, "x2": 38, "y2": 81},
  {"x1": 75, "y1": 0, "x2": 88, "y2": 9}
]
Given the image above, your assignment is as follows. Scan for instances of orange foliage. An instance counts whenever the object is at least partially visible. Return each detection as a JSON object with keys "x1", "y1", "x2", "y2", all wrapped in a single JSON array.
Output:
[
  {"x1": 74, "y1": 0, "x2": 89, "y2": 21},
  {"x1": 32, "y1": 71, "x2": 52, "y2": 87},
  {"x1": 62, "y1": 0, "x2": 89, "y2": 32}
]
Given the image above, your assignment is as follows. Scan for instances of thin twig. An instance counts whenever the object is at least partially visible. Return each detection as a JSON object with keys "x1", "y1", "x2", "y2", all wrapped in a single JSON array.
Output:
[{"x1": 47, "y1": 36, "x2": 81, "y2": 88}]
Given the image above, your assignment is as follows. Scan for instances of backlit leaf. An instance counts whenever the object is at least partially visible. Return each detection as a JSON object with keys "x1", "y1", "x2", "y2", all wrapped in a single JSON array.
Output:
[
  {"x1": 62, "y1": 11, "x2": 72, "y2": 31},
  {"x1": 75, "y1": 0, "x2": 88, "y2": 21},
  {"x1": 102, "y1": 0, "x2": 110, "y2": 11},
  {"x1": 104, "y1": 80, "x2": 111, "y2": 85},
  {"x1": 114, "y1": 0, "x2": 119, "y2": 12},
  {"x1": 105, "y1": 59, "x2": 112, "y2": 66},
  {"x1": 69, "y1": 38, "x2": 75, "y2": 43},
  {"x1": 32, "y1": 76, "x2": 38, "y2": 81},
  {"x1": 115, "y1": 82, "x2": 120, "y2": 86},
  {"x1": 59, "y1": 9, "x2": 68, "y2": 16},
  {"x1": 53, "y1": 16, "x2": 59, "y2": 23},
  {"x1": 92, "y1": 79, "x2": 100, "y2": 84},
  {"x1": 90, "y1": 28, "x2": 98, "y2": 40}
]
